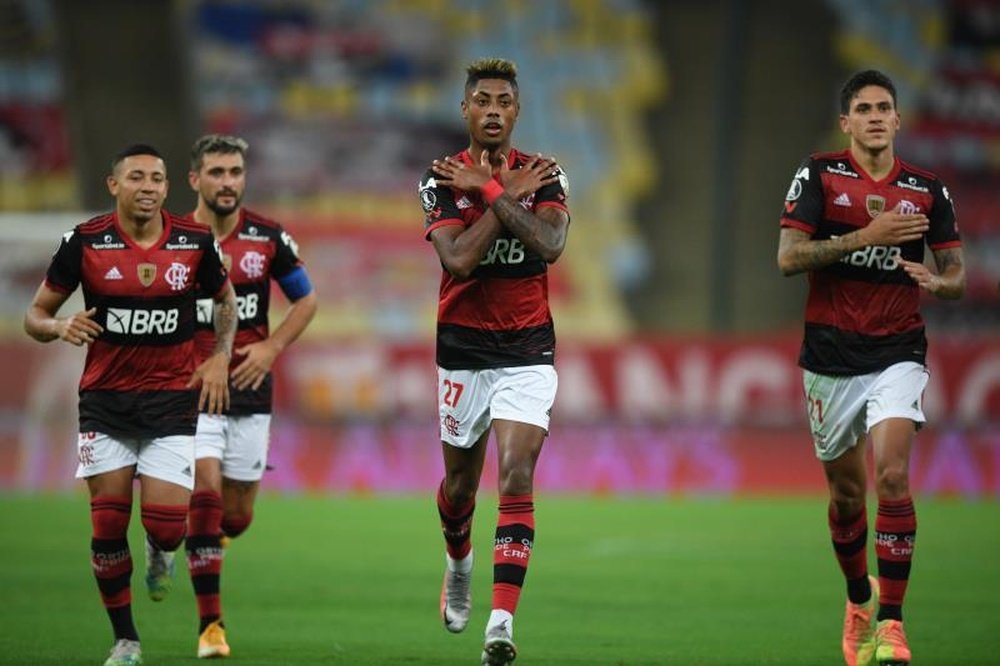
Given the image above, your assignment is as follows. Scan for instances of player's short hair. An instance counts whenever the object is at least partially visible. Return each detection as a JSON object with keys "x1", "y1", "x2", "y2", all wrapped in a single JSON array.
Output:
[
  {"x1": 190, "y1": 134, "x2": 249, "y2": 171},
  {"x1": 465, "y1": 57, "x2": 518, "y2": 94},
  {"x1": 840, "y1": 69, "x2": 897, "y2": 114},
  {"x1": 111, "y1": 144, "x2": 163, "y2": 172}
]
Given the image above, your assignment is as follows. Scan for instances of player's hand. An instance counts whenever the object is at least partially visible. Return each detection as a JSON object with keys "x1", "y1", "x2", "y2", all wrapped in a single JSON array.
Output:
[
  {"x1": 498, "y1": 153, "x2": 559, "y2": 201},
  {"x1": 56, "y1": 307, "x2": 103, "y2": 346},
  {"x1": 432, "y1": 151, "x2": 493, "y2": 192},
  {"x1": 231, "y1": 339, "x2": 279, "y2": 391},
  {"x1": 899, "y1": 259, "x2": 943, "y2": 295},
  {"x1": 188, "y1": 351, "x2": 230, "y2": 415},
  {"x1": 860, "y1": 203, "x2": 929, "y2": 246}
]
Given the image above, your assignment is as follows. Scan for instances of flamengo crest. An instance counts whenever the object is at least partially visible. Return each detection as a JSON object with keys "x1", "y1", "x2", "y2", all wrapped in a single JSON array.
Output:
[{"x1": 165, "y1": 262, "x2": 190, "y2": 291}]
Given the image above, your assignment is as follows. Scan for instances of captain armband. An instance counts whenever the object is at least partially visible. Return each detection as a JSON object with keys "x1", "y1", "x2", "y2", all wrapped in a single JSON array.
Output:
[{"x1": 277, "y1": 266, "x2": 314, "y2": 301}]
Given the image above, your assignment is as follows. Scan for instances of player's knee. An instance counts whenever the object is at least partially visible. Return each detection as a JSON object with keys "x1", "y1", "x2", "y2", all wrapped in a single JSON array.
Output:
[
  {"x1": 497, "y1": 467, "x2": 534, "y2": 496},
  {"x1": 221, "y1": 511, "x2": 253, "y2": 538},
  {"x1": 141, "y1": 504, "x2": 188, "y2": 551},
  {"x1": 90, "y1": 497, "x2": 132, "y2": 539},
  {"x1": 876, "y1": 467, "x2": 910, "y2": 500}
]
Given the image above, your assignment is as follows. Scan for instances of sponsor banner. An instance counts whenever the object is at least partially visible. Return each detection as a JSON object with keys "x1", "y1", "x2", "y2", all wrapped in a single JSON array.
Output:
[
  {"x1": 275, "y1": 338, "x2": 1000, "y2": 427},
  {"x1": 1, "y1": 338, "x2": 998, "y2": 494},
  {"x1": 5, "y1": 421, "x2": 997, "y2": 496}
]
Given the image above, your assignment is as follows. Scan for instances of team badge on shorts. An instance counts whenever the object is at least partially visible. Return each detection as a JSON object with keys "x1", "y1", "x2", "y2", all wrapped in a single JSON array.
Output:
[{"x1": 137, "y1": 262, "x2": 157, "y2": 287}]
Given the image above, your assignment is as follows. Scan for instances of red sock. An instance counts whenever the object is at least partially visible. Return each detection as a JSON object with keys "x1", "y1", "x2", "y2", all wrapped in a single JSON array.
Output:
[
  {"x1": 875, "y1": 497, "x2": 916, "y2": 621},
  {"x1": 492, "y1": 495, "x2": 534, "y2": 614},
  {"x1": 141, "y1": 503, "x2": 188, "y2": 551},
  {"x1": 828, "y1": 503, "x2": 871, "y2": 604},
  {"x1": 437, "y1": 480, "x2": 475, "y2": 560},
  {"x1": 187, "y1": 490, "x2": 224, "y2": 631},
  {"x1": 91, "y1": 496, "x2": 138, "y2": 640}
]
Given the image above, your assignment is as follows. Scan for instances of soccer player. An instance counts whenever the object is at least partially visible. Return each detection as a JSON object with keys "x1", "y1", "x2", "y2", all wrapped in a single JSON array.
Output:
[
  {"x1": 24, "y1": 144, "x2": 237, "y2": 666},
  {"x1": 777, "y1": 70, "x2": 965, "y2": 666},
  {"x1": 143, "y1": 134, "x2": 317, "y2": 658},
  {"x1": 419, "y1": 58, "x2": 570, "y2": 666}
]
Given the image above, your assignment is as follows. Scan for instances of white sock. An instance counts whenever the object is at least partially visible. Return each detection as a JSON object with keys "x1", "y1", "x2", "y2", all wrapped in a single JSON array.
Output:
[
  {"x1": 446, "y1": 549, "x2": 473, "y2": 574},
  {"x1": 487, "y1": 609, "x2": 514, "y2": 635}
]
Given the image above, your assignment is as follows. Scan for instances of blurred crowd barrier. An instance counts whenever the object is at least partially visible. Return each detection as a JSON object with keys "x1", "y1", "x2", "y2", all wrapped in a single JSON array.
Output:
[{"x1": 2, "y1": 335, "x2": 997, "y2": 496}]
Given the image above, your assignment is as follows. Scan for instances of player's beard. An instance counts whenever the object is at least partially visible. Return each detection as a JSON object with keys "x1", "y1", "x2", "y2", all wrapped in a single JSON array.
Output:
[{"x1": 207, "y1": 192, "x2": 241, "y2": 216}]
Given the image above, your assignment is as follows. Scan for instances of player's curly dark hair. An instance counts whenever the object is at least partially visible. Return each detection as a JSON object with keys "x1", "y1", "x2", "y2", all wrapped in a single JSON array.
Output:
[
  {"x1": 190, "y1": 134, "x2": 249, "y2": 171},
  {"x1": 840, "y1": 70, "x2": 897, "y2": 115},
  {"x1": 465, "y1": 57, "x2": 518, "y2": 94}
]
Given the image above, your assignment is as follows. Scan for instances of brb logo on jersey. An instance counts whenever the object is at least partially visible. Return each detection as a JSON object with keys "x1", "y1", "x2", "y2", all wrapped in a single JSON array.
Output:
[
  {"x1": 240, "y1": 251, "x2": 266, "y2": 279},
  {"x1": 480, "y1": 238, "x2": 526, "y2": 266},
  {"x1": 165, "y1": 262, "x2": 190, "y2": 291},
  {"x1": 106, "y1": 307, "x2": 179, "y2": 335}
]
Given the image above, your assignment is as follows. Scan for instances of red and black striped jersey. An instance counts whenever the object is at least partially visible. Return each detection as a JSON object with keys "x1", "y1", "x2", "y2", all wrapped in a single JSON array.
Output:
[
  {"x1": 780, "y1": 149, "x2": 961, "y2": 375},
  {"x1": 44, "y1": 210, "x2": 230, "y2": 437},
  {"x1": 188, "y1": 209, "x2": 304, "y2": 415},
  {"x1": 420, "y1": 148, "x2": 570, "y2": 370}
]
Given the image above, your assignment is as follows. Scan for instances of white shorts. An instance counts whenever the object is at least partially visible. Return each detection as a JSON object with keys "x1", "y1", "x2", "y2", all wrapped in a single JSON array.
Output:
[
  {"x1": 195, "y1": 413, "x2": 271, "y2": 482},
  {"x1": 75, "y1": 431, "x2": 195, "y2": 490},
  {"x1": 437, "y1": 365, "x2": 558, "y2": 449},
  {"x1": 803, "y1": 361, "x2": 929, "y2": 462}
]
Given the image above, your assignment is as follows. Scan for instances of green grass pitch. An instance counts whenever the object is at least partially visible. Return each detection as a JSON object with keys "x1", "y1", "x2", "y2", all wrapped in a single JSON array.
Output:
[{"x1": 0, "y1": 494, "x2": 997, "y2": 665}]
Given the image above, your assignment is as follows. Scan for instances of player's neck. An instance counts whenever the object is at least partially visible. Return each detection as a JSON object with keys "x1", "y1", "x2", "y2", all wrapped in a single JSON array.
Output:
[
  {"x1": 468, "y1": 142, "x2": 511, "y2": 170},
  {"x1": 850, "y1": 142, "x2": 895, "y2": 180},
  {"x1": 118, "y1": 209, "x2": 164, "y2": 249},
  {"x1": 192, "y1": 204, "x2": 240, "y2": 239}
]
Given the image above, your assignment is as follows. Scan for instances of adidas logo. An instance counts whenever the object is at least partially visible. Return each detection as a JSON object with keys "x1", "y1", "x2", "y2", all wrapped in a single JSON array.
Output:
[
  {"x1": 833, "y1": 192, "x2": 851, "y2": 207},
  {"x1": 181, "y1": 465, "x2": 192, "y2": 477},
  {"x1": 104, "y1": 266, "x2": 124, "y2": 280},
  {"x1": 456, "y1": 196, "x2": 473, "y2": 209},
  {"x1": 252, "y1": 460, "x2": 262, "y2": 470}
]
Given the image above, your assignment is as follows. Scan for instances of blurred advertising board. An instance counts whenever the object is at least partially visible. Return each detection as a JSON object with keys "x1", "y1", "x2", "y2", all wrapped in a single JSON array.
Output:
[{"x1": 1, "y1": 337, "x2": 998, "y2": 495}]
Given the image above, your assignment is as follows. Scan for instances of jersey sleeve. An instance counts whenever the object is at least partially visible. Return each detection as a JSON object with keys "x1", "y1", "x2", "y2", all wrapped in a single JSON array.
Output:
[
  {"x1": 420, "y1": 169, "x2": 464, "y2": 240},
  {"x1": 926, "y1": 178, "x2": 961, "y2": 250},
  {"x1": 197, "y1": 235, "x2": 230, "y2": 297},
  {"x1": 44, "y1": 228, "x2": 82, "y2": 294},
  {"x1": 779, "y1": 157, "x2": 824, "y2": 235},
  {"x1": 270, "y1": 225, "x2": 304, "y2": 280},
  {"x1": 534, "y1": 165, "x2": 570, "y2": 215}
]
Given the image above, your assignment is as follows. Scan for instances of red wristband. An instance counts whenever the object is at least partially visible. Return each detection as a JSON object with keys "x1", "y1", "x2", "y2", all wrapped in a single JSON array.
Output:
[{"x1": 480, "y1": 179, "x2": 505, "y2": 206}]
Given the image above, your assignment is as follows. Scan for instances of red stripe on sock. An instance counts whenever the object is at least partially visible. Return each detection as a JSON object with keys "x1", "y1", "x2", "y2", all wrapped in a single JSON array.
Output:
[
  {"x1": 437, "y1": 480, "x2": 475, "y2": 560},
  {"x1": 493, "y1": 494, "x2": 535, "y2": 614},
  {"x1": 876, "y1": 497, "x2": 916, "y2": 608},
  {"x1": 828, "y1": 503, "x2": 868, "y2": 580}
]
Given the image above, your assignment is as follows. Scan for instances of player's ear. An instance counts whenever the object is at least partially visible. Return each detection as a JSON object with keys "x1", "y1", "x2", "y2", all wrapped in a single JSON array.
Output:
[
  {"x1": 188, "y1": 170, "x2": 199, "y2": 192},
  {"x1": 460, "y1": 98, "x2": 468, "y2": 120},
  {"x1": 106, "y1": 175, "x2": 118, "y2": 197},
  {"x1": 838, "y1": 114, "x2": 850, "y2": 135}
]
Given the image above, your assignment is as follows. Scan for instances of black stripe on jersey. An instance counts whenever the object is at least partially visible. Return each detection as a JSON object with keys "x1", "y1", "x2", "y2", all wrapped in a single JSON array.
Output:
[
  {"x1": 80, "y1": 389, "x2": 198, "y2": 437},
  {"x1": 800, "y1": 323, "x2": 926, "y2": 376},
  {"x1": 812, "y1": 222, "x2": 924, "y2": 286},
  {"x1": 472, "y1": 257, "x2": 547, "y2": 280},
  {"x1": 437, "y1": 323, "x2": 555, "y2": 370},
  {"x1": 224, "y1": 378, "x2": 273, "y2": 416},
  {"x1": 96, "y1": 295, "x2": 195, "y2": 347}
]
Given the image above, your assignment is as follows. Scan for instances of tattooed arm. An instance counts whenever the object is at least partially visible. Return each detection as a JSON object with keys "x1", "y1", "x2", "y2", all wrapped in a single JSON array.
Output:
[
  {"x1": 899, "y1": 247, "x2": 965, "y2": 300},
  {"x1": 211, "y1": 282, "x2": 238, "y2": 359},
  {"x1": 777, "y1": 228, "x2": 867, "y2": 275},
  {"x1": 778, "y1": 205, "x2": 930, "y2": 276},
  {"x1": 188, "y1": 282, "x2": 237, "y2": 414},
  {"x1": 489, "y1": 196, "x2": 569, "y2": 263}
]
